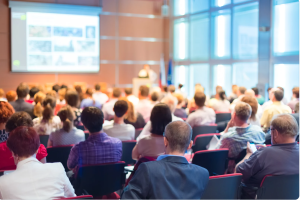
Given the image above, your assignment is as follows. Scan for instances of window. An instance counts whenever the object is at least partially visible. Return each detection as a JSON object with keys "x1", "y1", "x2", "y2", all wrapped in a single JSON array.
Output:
[
  {"x1": 173, "y1": 0, "x2": 189, "y2": 16},
  {"x1": 189, "y1": 64, "x2": 210, "y2": 97},
  {"x1": 212, "y1": 65, "x2": 232, "y2": 96},
  {"x1": 174, "y1": 65, "x2": 189, "y2": 93},
  {"x1": 232, "y1": 62, "x2": 258, "y2": 89},
  {"x1": 173, "y1": 19, "x2": 188, "y2": 61},
  {"x1": 233, "y1": 3, "x2": 259, "y2": 59},
  {"x1": 234, "y1": 0, "x2": 252, "y2": 3},
  {"x1": 190, "y1": 0, "x2": 209, "y2": 13},
  {"x1": 212, "y1": 0, "x2": 231, "y2": 7}
]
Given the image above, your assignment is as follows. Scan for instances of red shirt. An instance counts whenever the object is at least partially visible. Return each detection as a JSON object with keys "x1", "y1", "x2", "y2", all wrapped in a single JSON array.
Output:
[{"x1": 0, "y1": 142, "x2": 48, "y2": 170}]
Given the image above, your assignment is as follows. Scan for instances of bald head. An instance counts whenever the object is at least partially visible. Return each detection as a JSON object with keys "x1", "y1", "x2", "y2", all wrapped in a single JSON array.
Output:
[
  {"x1": 271, "y1": 114, "x2": 298, "y2": 138},
  {"x1": 245, "y1": 89, "x2": 255, "y2": 97},
  {"x1": 165, "y1": 121, "x2": 192, "y2": 153},
  {"x1": 234, "y1": 102, "x2": 252, "y2": 122},
  {"x1": 161, "y1": 96, "x2": 178, "y2": 113}
]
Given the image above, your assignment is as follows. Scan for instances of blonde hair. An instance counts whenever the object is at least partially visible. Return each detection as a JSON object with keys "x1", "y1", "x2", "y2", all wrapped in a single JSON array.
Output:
[
  {"x1": 57, "y1": 105, "x2": 74, "y2": 132},
  {"x1": 0, "y1": 88, "x2": 4, "y2": 97},
  {"x1": 33, "y1": 92, "x2": 46, "y2": 117},
  {"x1": 173, "y1": 93, "x2": 184, "y2": 104},
  {"x1": 120, "y1": 97, "x2": 137, "y2": 123}
]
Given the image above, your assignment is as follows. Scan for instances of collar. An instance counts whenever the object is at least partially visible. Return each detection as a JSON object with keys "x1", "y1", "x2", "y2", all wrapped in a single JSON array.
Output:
[
  {"x1": 87, "y1": 132, "x2": 108, "y2": 140},
  {"x1": 272, "y1": 142, "x2": 298, "y2": 147},
  {"x1": 157, "y1": 155, "x2": 188, "y2": 164},
  {"x1": 272, "y1": 101, "x2": 282, "y2": 105},
  {"x1": 157, "y1": 154, "x2": 186, "y2": 161},
  {"x1": 16, "y1": 156, "x2": 38, "y2": 169},
  {"x1": 16, "y1": 98, "x2": 25, "y2": 102}
]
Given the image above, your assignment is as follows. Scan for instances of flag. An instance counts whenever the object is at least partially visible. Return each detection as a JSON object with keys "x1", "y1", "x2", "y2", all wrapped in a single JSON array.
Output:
[
  {"x1": 159, "y1": 54, "x2": 166, "y2": 88},
  {"x1": 167, "y1": 59, "x2": 173, "y2": 86}
]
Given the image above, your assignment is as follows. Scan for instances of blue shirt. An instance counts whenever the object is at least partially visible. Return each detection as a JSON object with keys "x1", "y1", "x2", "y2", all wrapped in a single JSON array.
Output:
[
  {"x1": 157, "y1": 154, "x2": 186, "y2": 161},
  {"x1": 80, "y1": 98, "x2": 102, "y2": 109}
]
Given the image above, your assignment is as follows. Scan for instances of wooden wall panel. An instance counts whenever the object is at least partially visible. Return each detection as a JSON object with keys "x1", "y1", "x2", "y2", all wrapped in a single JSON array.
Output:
[
  {"x1": 118, "y1": 0, "x2": 163, "y2": 15},
  {"x1": 100, "y1": 15, "x2": 116, "y2": 36},
  {"x1": 100, "y1": 39, "x2": 116, "y2": 60}
]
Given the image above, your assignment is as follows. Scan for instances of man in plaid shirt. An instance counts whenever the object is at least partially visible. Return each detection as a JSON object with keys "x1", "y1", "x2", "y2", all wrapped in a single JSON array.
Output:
[{"x1": 67, "y1": 107, "x2": 122, "y2": 171}]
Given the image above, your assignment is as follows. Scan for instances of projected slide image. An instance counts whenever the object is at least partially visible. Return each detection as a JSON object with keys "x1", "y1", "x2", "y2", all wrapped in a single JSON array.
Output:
[
  {"x1": 54, "y1": 39, "x2": 74, "y2": 52},
  {"x1": 78, "y1": 56, "x2": 98, "y2": 66},
  {"x1": 29, "y1": 26, "x2": 51, "y2": 37},
  {"x1": 76, "y1": 41, "x2": 95, "y2": 52},
  {"x1": 54, "y1": 55, "x2": 76, "y2": 66},
  {"x1": 86, "y1": 26, "x2": 95, "y2": 38},
  {"x1": 54, "y1": 27, "x2": 82, "y2": 37},
  {"x1": 28, "y1": 55, "x2": 52, "y2": 66},
  {"x1": 29, "y1": 41, "x2": 51, "y2": 52}
]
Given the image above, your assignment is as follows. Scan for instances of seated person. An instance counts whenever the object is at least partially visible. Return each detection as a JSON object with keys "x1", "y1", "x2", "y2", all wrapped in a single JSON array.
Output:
[
  {"x1": 122, "y1": 121, "x2": 209, "y2": 199},
  {"x1": 186, "y1": 92, "x2": 216, "y2": 128},
  {"x1": 80, "y1": 88, "x2": 101, "y2": 109},
  {"x1": 213, "y1": 90, "x2": 230, "y2": 112},
  {"x1": 9, "y1": 83, "x2": 34, "y2": 112},
  {"x1": 288, "y1": 87, "x2": 299, "y2": 111},
  {"x1": 26, "y1": 87, "x2": 39, "y2": 104},
  {"x1": 173, "y1": 93, "x2": 188, "y2": 119},
  {"x1": 0, "y1": 126, "x2": 75, "y2": 199},
  {"x1": 103, "y1": 100, "x2": 135, "y2": 141},
  {"x1": 219, "y1": 102, "x2": 265, "y2": 173},
  {"x1": 26, "y1": 91, "x2": 46, "y2": 119},
  {"x1": 132, "y1": 103, "x2": 172, "y2": 160},
  {"x1": 102, "y1": 88, "x2": 122, "y2": 120},
  {"x1": 121, "y1": 97, "x2": 146, "y2": 129},
  {"x1": 161, "y1": 95, "x2": 183, "y2": 121},
  {"x1": 65, "y1": 90, "x2": 82, "y2": 127},
  {"x1": 48, "y1": 106, "x2": 85, "y2": 147},
  {"x1": 136, "y1": 85, "x2": 154, "y2": 122},
  {"x1": 92, "y1": 83, "x2": 109, "y2": 105},
  {"x1": 67, "y1": 107, "x2": 122, "y2": 172},
  {"x1": 0, "y1": 101, "x2": 15, "y2": 143},
  {"x1": 0, "y1": 112, "x2": 47, "y2": 170},
  {"x1": 236, "y1": 114, "x2": 299, "y2": 199},
  {"x1": 125, "y1": 88, "x2": 139, "y2": 107},
  {"x1": 241, "y1": 96, "x2": 260, "y2": 126}
]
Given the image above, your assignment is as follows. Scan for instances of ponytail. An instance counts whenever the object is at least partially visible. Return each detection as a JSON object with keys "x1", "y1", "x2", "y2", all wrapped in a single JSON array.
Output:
[
  {"x1": 219, "y1": 91, "x2": 226, "y2": 101},
  {"x1": 42, "y1": 103, "x2": 53, "y2": 122},
  {"x1": 57, "y1": 105, "x2": 74, "y2": 133},
  {"x1": 34, "y1": 102, "x2": 43, "y2": 117},
  {"x1": 62, "y1": 118, "x2": 72, "y2": 132}
]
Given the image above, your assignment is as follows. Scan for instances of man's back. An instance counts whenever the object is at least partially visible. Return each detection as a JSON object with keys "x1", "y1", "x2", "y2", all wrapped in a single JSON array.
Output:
[
  {"x1": 186, "y1": 107, "x2": 216, "y2": 128},
  {"x1": 103, "y1": 123, "x2": 135, "y2": 141},
  {"x1": 10, "y1": 99, "x2": 34, "y2": 112},
  {"x1": 121, "y1": 156, "x2": 209, "y2": 199},
  {"x1": 93, "y1": 92, "x2": 109, "y2": 105},
  {"x1": 136, "y1": 99, "x2": 154, "y2": 122}
]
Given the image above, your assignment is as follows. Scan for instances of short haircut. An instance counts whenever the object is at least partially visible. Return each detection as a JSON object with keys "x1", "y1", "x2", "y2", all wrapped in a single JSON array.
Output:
[
  {"x1": 241, "y1": 96, "x2": 258, "y2": 119},
  {"x1": 292, "y1": 87, "x2": 299, "y2": 98},
  {"x1": 113, "y1": 88, "x2": 122, "y2": 98},
  {"x1": 61, "y1": 84, "x2": 68, "y2": 89},
  {"x1": 234, "y1": 102, "x2": 252, "y2": 122},
  {"x1": 124, "y1": 88, "x2": 133, "y2": 95},
  {"x1": 150, "y1": 91, "x2": 159, "y2": 102},
  {"x1": 16, "y1": 83, "x2": 29, "y2": 98},
  {"x1": 7, "y1": 126, "x2": 40, "y2": 158},
  {"x1": 239, "y1": 86, "x2": 247, "y2": 95},
  {"x1": 0, "y1": 101, "x2": 15, "y2": 124},
  {"x1": 65, "y1": 90, "x2": 79, "y2": 107},
  {"x1": 252, "y1": 87, "x2": 259, "y2": 95},
  {"x1": 274, "y1": 90, "x2": 284, "y2": 101},
  {"x1": 168, "y1": 85, "x2": 176, "y2": 93},
  {"x1": 139, "y1": 85, "x2": 149, "y2": 97},
  {"x1": 6, "y1": 91, "x2": 17, "y2": 102},
  {"x1": 271, "y1": 114, "x2": 298, "y2": 137},
  {"x1": 29, "y1": 87, "x2": 39, "y2": 98},
  {"x1": 5, "y1": 112, "x2": 33, "y2": 132},
  {"x1": 161, "y1": 96, "x2": 178, "y2": 113},
  {"x1": 86, "y1": 88, "x2": 93, "y2": 96},
  {"x1": 150, "y1": 103, "x2": 172, "y2": 136},
  {"x1": 194, "y1": 92, "x2": 206, "y2": 107},
  {"x1": 114, "y1": 100, "x2": 128, "y2": 117},
  {"x1": 81, "y1": 107, "x2": 104, "y2": 133},
  {"x1": 165, "y1": 121, "x2": 192, "y2": 153},
  {"x1": 277, "y1": 86, "x2": 284, "y2": 93},
  {"x1": 95, "y1": 84, "x2": 101, "y2": 91},
  {"x1": 52, "y1": 84, "x2": 61, "y2": 92},
  {"x1": 162, "y1": 85, "x2": 168, "y2": 92}
]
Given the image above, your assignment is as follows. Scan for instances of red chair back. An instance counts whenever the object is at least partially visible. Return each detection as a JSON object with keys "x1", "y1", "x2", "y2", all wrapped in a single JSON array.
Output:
[
  {"x1": 47, "y1": 145, "x2": 74, "y2": 172},
  {"x1": 215, "y1": 112, "x2": 231, "y2": 123},
  {"x1": 121, "y1": 140, "x2": 137, "y2": 165},
  {"x1": 192, "y1": 133, "x2": 221, "y2": 152},
  {"x1": 56, "y1": 195, "x2": 93, "y2": 199},
  {"x1": 192, "y1": 125, "x2": 217, "y2": 140}
]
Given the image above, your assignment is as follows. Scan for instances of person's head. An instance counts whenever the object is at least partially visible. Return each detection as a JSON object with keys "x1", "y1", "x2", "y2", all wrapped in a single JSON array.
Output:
[
  {"x1": 172, "y1": 93, "x2": 184, "y2": 107},
  {"x1": 241, "y1": 96, "x2": 258, "y2": 120},
  {"x1": 119, "y1": 97, "x2": 136, "y2": 123},
  {"x1": 65, "y1": 90, "x2": 79, "y2": 108},
  {"x1": 0, "y1": 101, "x2": 15, "y2": 125},
  {"x1": 168, "y1": 85, "x2": 176, "y2": 93},
  {"x1": 232, "y1": 85, "x2": 238, "y2": 94},
  {"x1": 232, "y1": 102, "x2": 252, "y2": 124},
  {"x1": 112, "y1": 88, "x2": 122, "y2": 98},
  {"x1": 81, "y1": 107, "x2": 104, "y2": 134},
  {"x1": 52, "y1": 84, "x2": 60, "y2": 93},
  {"x1": 0, "y1": 89, "x2": 4, "y2": 98},
  {"x1": 29, "y1": 87, "x2": 39, "y2": 99},
  {"x1": 245, "y1": 89, "x2": 255, "y2": 98},
  {"x1": 85, "y1": 88, "x2": 93, "y2": 97},
  {"x1": 272, "y1": 89, "x2": 284, "y2": 102},
  {"x1": 113, "y1": 100, "x2": 128, "y2": 118},
  {"x1": 58, "y1": 88, "x2": 67, "y2": 101},
  {"x1": 95, "y1": 84, "x2": 101, "y2": 91},
  {"x1": 194, "y1": 92, "x2": 206, "y2": 108},
  {"x1": 6, "y1": 91, "x2": 17, "y2": 102},
  {"x1": 292, "y1": 87, "x2": 299, "y2": 99},
  {"x1": 61, "y1": 84, "x2": 68, "y2": 90},
  {"x1": 178, "y1": 84, "x2": 183, "y2": 89},
  {"x1": 270, "y1": 114, "x2": 298, "y2": 144},
  {"x1": 162, "y1": 85, "x2": 168, "y2": 93},
  {"x1": 5, "y1": 112, "x2": 33, "y2": 132},
  {"x1": 46, "y1": 90, "x2": 57, "y2": 98},
  {"x1": 57, "y1": 106, "x2": 74, "y2": 132},
  {"x1": 124, "y1": 88, "x2": 133, "y2": 96},
  {"x1": 16, "y1": 83, "x2": 29, "y2": 99},
  {"x1": 295, "y1": 102, "x2": 299, "y2": 113},
  {"x1": 75, "y1": 85, "x2": 83, "y2": 94},
  {"x1": 139, "y1": 85, "x2": 149, "y2": 98},
  {"x1": 164, "y1": 121, "x2": 193, "y2": 154},
  {"x1": 252, "y1": 87, "x2": 259, "y2": 96},
  {"x1": 216, "y1": 85, "x2": 223, "y2": 94},
  {"x1": 150, "y1": 103, "x2": 172, "y2": 135},
  {"x1": 150, "y1": 91, "x2": 159, "y2": 102},
  {"x1": 161, "y1": 96, "x2": 178, "y2": 113},
  {"x1": 33, "y1": 92, "x2": 46, "y2": 118},
  {"x1": 143, "y1": 64, "x2": 150, "y2": 71},
  {"x1": 219, "y1": 90, "x2": 227, "y2": 101},
  {"x1": 237, "y1": 86, "x2": 247, "y2": 96},
  {"x1": 42, "y1": 96, "x2": 56, "y2": 121},
  {"x1": 277, "y1": 86, "x2": 284, "y2": 93},
  {"x1": 195, "y1": 84, "x2": 204, "y2": 93}
]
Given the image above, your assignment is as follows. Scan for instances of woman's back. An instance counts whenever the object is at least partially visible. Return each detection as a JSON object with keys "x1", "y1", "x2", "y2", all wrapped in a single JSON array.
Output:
[
  {"x1": 33, "y1": 116, "x2": 61, "y2": 135},
  {"x1": 124, "y1": 112, "x2": 146, "y2": 129},
  {"x1": 49, "y1": 127, "x2": 85, "y2": 146},
  {"x1": 213, "y1": 100, "x2": 230, "y2": 112},
  {"x1": 136, "y1": 135, "x2": 165, "y2": 158}
]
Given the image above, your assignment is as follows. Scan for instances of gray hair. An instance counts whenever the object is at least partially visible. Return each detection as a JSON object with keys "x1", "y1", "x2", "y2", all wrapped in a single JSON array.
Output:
[
  {"x1": 164, "y1": 121, "x2": 192, "y2": 153},
  {"x1": 234, "y1": 102, "x2": 252, "y2": 122},
  {"x1": 271, "y1": 114, "x2": 298, "y2": 137},
  {"x1": 161, "y1": 95, "x2": 178, "y2": 113}
]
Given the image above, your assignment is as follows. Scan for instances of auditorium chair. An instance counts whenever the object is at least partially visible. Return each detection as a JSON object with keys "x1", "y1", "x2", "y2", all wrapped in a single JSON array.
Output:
[
  {"x1": 135, "y1": 128, "x2": 143, "y2": 140},
  {"x1": 84, "y1": 131, "x2": 89, "y2": 140},
  {"x1": 47, "y1": 145, "x2": 74, "y2": 172},
  {"x1": 256, "y1": 174, "x2": 299, "y2": 199},
  {"x1": 192, "y1": 133, "x2": 221, "y2": 152},
  {"x1": 76, "y1": 125, "x2": 85, "y2": 131},
  {"x1": 75, "y1": 162, "x2": 126, "y2": 197},
  {"x1": 39, "y1": 135, "x2": 49, "y2": 148},
  {"x1": 215, "y1": 112, "x2": 231, "y2": 123},
  {"x1": 192, "y1": 124, "x2": 218, "y2": 140},
  {"x1": 57, "y1": 195, "x2": 93, "y2": 199},
  {"x1": 122, "y1": 140, "x2": 137, "y2": 165},
  {"x1": 201, "y1": 173, "x2": 242, "y2": 199},
  {"x1": 192, "y1": 149, "x2": 229, "y2": 176},
  {"x1": 234, "y1": 148, "x2": 247, "y2": 164}
]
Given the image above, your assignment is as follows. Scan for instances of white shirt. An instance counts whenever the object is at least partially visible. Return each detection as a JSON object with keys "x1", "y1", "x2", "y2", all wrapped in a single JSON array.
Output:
[
  {"x1": 102, "y1": 99, "x2": 118, "y2": 120},
  {"x1": 0, "y1": 157, "x2": 75, "y2": 200},
  {"x1": 261, "y1": 100, "x2": 285, "y2": 112},
  {"x1": 103, "y1": 121, "x2": 135, "y2": 141},
  {"x1": 248, "y1": 116, "x2": 261, "y2": 126},
  {"x1": 33, "y1": 116, "x2": 61, "y2": 135},
  {"x1": 213, "y1": 100, "x2": 230, "y2": 112},
  {"x1": 186, "y1": 107, "x2": 216, "y2": 128},
  {"x1": 136, "y1": 99, "x2": 154, "y2": 123},
  {"x1": 93, "y1": 92, "x2": 109, "y2": 105},
  {"x1": 127, "y1": 95, "x2": 139, "y2": 107}
]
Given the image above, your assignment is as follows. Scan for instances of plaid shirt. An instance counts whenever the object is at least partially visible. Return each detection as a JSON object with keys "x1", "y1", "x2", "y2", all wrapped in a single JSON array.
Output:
[
  {"x1": 220, "y1": 125, "x2": 265, "y2": 173},
  {"x1": 67, "y1": 132, "x2": 122, "y2": 170}
]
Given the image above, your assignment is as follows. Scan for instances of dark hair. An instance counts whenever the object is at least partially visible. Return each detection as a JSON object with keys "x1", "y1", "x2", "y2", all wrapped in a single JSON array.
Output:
[
  {"x1": 57, "y1": 106, "x2": 74, "y2": 132},
  {"x1": 124, "y1": 88, "x2": 132, "y2": 95},
  {"x1": 61, "y1": 84, "x2": 68, "y2": 89},
  {"x1": 7, "y1": 126, "x2": 40, "y2": 158},
  {"x1": 5, "y1": 112, "x2": 33, "y2": 132},
  {"x1": 16, "y1": 83, "x2": 29, "y2": 98},
  {"x1": 86, "y1": 88, "x2": 93, "y2": 96},
  {"x1": 0, "y1": 101, "x2": 15, "y2": 124},
  {"x1": 239, "y1": 87, "x2": 247, "y2": 94},
  {"x1": 150, "y1": 103, "x2": 172, "y2": 136},
  {"x1": 252, "y1": 87, "x2": 259, "y2": 95},
  {"x1": 219, "y1": 90, "x2": 226, "y2": 100},
  {"x1": 274, "y1": 90, "x2": 284, "y2": 101},
  {"x1": 29, "y1": 87, "x2": 39, "y2": 98},
  {"x1": 151, "y1": 92, "x2": 159, "y2": 102},
  {"x1": 162, "y1": 85, "x2": 168, "y2": 92},
  {"x1": 178, "y1": 84, "x2": 183, "y2": 89},
  {"x1": 277, "y1": 86, "x2": 284, "y2": 93},
  {"x1": 113, "y1": 88, "x2": 122, "y2": 98},
  {"x1": 65, "y1": 90, "x2": 79, "y2": 107},
  {"x1": 95, "y1": 84, "x2": 101, "y2": 91},
  {"x1": 75, "y1": 85, "x2": 83, "y2": 94},
  {"x1": 114, "y1": 100, "x2": 128, "y2": 117},
  {"x1": 42, "y1": 96, "x2": 56, "y2": 121},
  {"x1": 139, "y1": 85, "x2": 149, "y2": 97},
  {"x1": 293, "y1": 87, "x2": 299, "y2": 98},
  {"x1": 52, "y1": 84, "x2": 61, "y2": 93},
  {"x1": 194, "y1": 92, "x2": 206, "y2": 107},
  {"x1": 81, "y1": 107, "x2": 104, "y2": 133},
  {"x1": 168, "y1": 85, "x2": 176, "y2": 93}
]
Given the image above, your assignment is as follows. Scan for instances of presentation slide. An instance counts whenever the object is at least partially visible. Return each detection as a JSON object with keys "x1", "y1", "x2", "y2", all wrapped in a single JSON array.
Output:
[{"x1": 11, "y1": 11, "x2": 100, "y2": 73}]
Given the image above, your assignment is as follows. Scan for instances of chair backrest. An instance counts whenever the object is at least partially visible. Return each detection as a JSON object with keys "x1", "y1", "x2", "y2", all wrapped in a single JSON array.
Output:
[
  {"x1": 135, "y1": 128, "x2": 143, "y2": 140},
  {"x1": 257, "y1": 174, "x2": 299, "y2": 199},
  {"x1": 76, "y1": 162, "x2": 126, "y2": 197},
  {"x1": 56, "y1": 195, "x2": 93, "y2": 199},
  {"x1": 192, "y1": 149, "x2": 229, "y2": 176},
  {"x1": 39, "y1": 135, "x2": 49, "y2": 148},
  {"x1": 201, "y1": 173, "x2": 243, "y2": 199},
  {"x1": 234, "y1": 148, "x2": 247, "y2": 164},
  {"x1": 121, "y1": 140, "x2": 137, "y2": 165},
  {"x1": 192, "y1": 125, "x2": 217, "y2": 140},
  {"x1": 76, "y1": 125, "x2": 85, "y2": 131},
  {"x1": 47, "y1": 145, "x2": 74, "y2": 172},
  {"x1": 192, "y1": 133, "x2": 221, "y2": 152},
  {"x1": 84, "y1": 131, "x2": 89, "y2": 140},
  {"x1": 215, "y1": 112, "x2": 231, "y2": 123}
]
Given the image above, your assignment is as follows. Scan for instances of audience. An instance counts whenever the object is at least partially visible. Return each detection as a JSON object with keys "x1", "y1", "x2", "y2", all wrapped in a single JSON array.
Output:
[
  {"x1": 241, "y1": 96, "x2": 260, "y2": 126},
  {"x1": 0, "y1": 126, "x2": 75, "y2": 199},
  {"x1": 262, "y1": 88, "x2": 282, "y2": 111},
  {"x1": 74, "y1": 85, "x2": 84, "y2": 103},
  {"x1": 103, "y1": 100, "x2": 135, "y2": 141},
  {"x1": 57, "y1": 88, "x2": 67, "y2": 105},
  {"x1": 150, "y1": 91, "x2": 159, "y2": 105},
  {"x1": 125, "y1": 88, "x2": 139, "y2": 107},
  {"x1": 236, "y1": 114, "x2": 299, "y2": 199},
  {"x1": 121, "y1": 97, "x2": 146, "y2": 129},
  {"x1": 92, "y1": 83, "x2": 109, "y2": 105},
  {"x1": 52, "y1": 84, "x2": 61, "y2": 93},
  {"x1": 136, "y1": 85, "x2": 154, "y2": 122},
  {"x1": 0, "y1": 101, "x2": 15, "y2": 143},
  {"x1": 173, "y1": 93, "x2": 188, "y2": 119},
  {"x1": 48, "y1": 106, "x2": 85, "y2": 147},
  {"x1": 288, "y1": 87, "x2": 299, "y2": 111},
  {"x1": 291, "y1": 102, "x2": 299, "y2": 126},
  {"x1": 9, "y1": 83, "x2": 34, "y2": 112},
  {"x1": 65, "y1": 90, "x2": 82, "y2": 126},
  {"x1": 186, "y1": 92, "x2": 215, "y2": 128},
  {"x1": 161, "y1": 95, "x2": 183, "y2": 121},
  {"x1": 122, "y1": 121, "x2": 209, "y2": 199},
  {"x1": 80, "y1": 88, "x2": 101, "y2": 109},
  {"x1": 26, "y1": 87, "x2": 39, "y2": 104},
  {"x1": 102, "y1": 87, "x2": 122, "y2": 120},
  {"x1": 132, "y1": 103, "x2": 172, "y2": 160},
  {"x1": 252, "y1": 87, "x2": 264, "y2": 105},
  {"x1": 213, "y1": 90, "x2": 230, "y2": 112},
  {"x1": 208, "y1": 85, "x2": 223, "y2": 107},
  {"x1": 159, "y1": 85, "x2": 168, "y2": 101},
  {"x1": 0, "y1": 89, "x2": 6, "y2": 101},
  {"x1": 33, "y1": 96, "x2": 61, "y2": 135},
  {"x1": 277, "y1": 86, "x2": 288, "y2": 105},
  {"x1": 219, "y1": 102, "x2": 265, "y2": 173},
  {"x1": 26, "y1": 91, "x2": 46, "y2": 119},
  {"x1": 168, "y1": 85, "x2": 176, "y2": 95},
  {"x1": 6, "y1": 90, "x2": 17, "y2": 102},
  {"x1": 228, "y1": 85, "x2": 239, "y2": 103}
]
